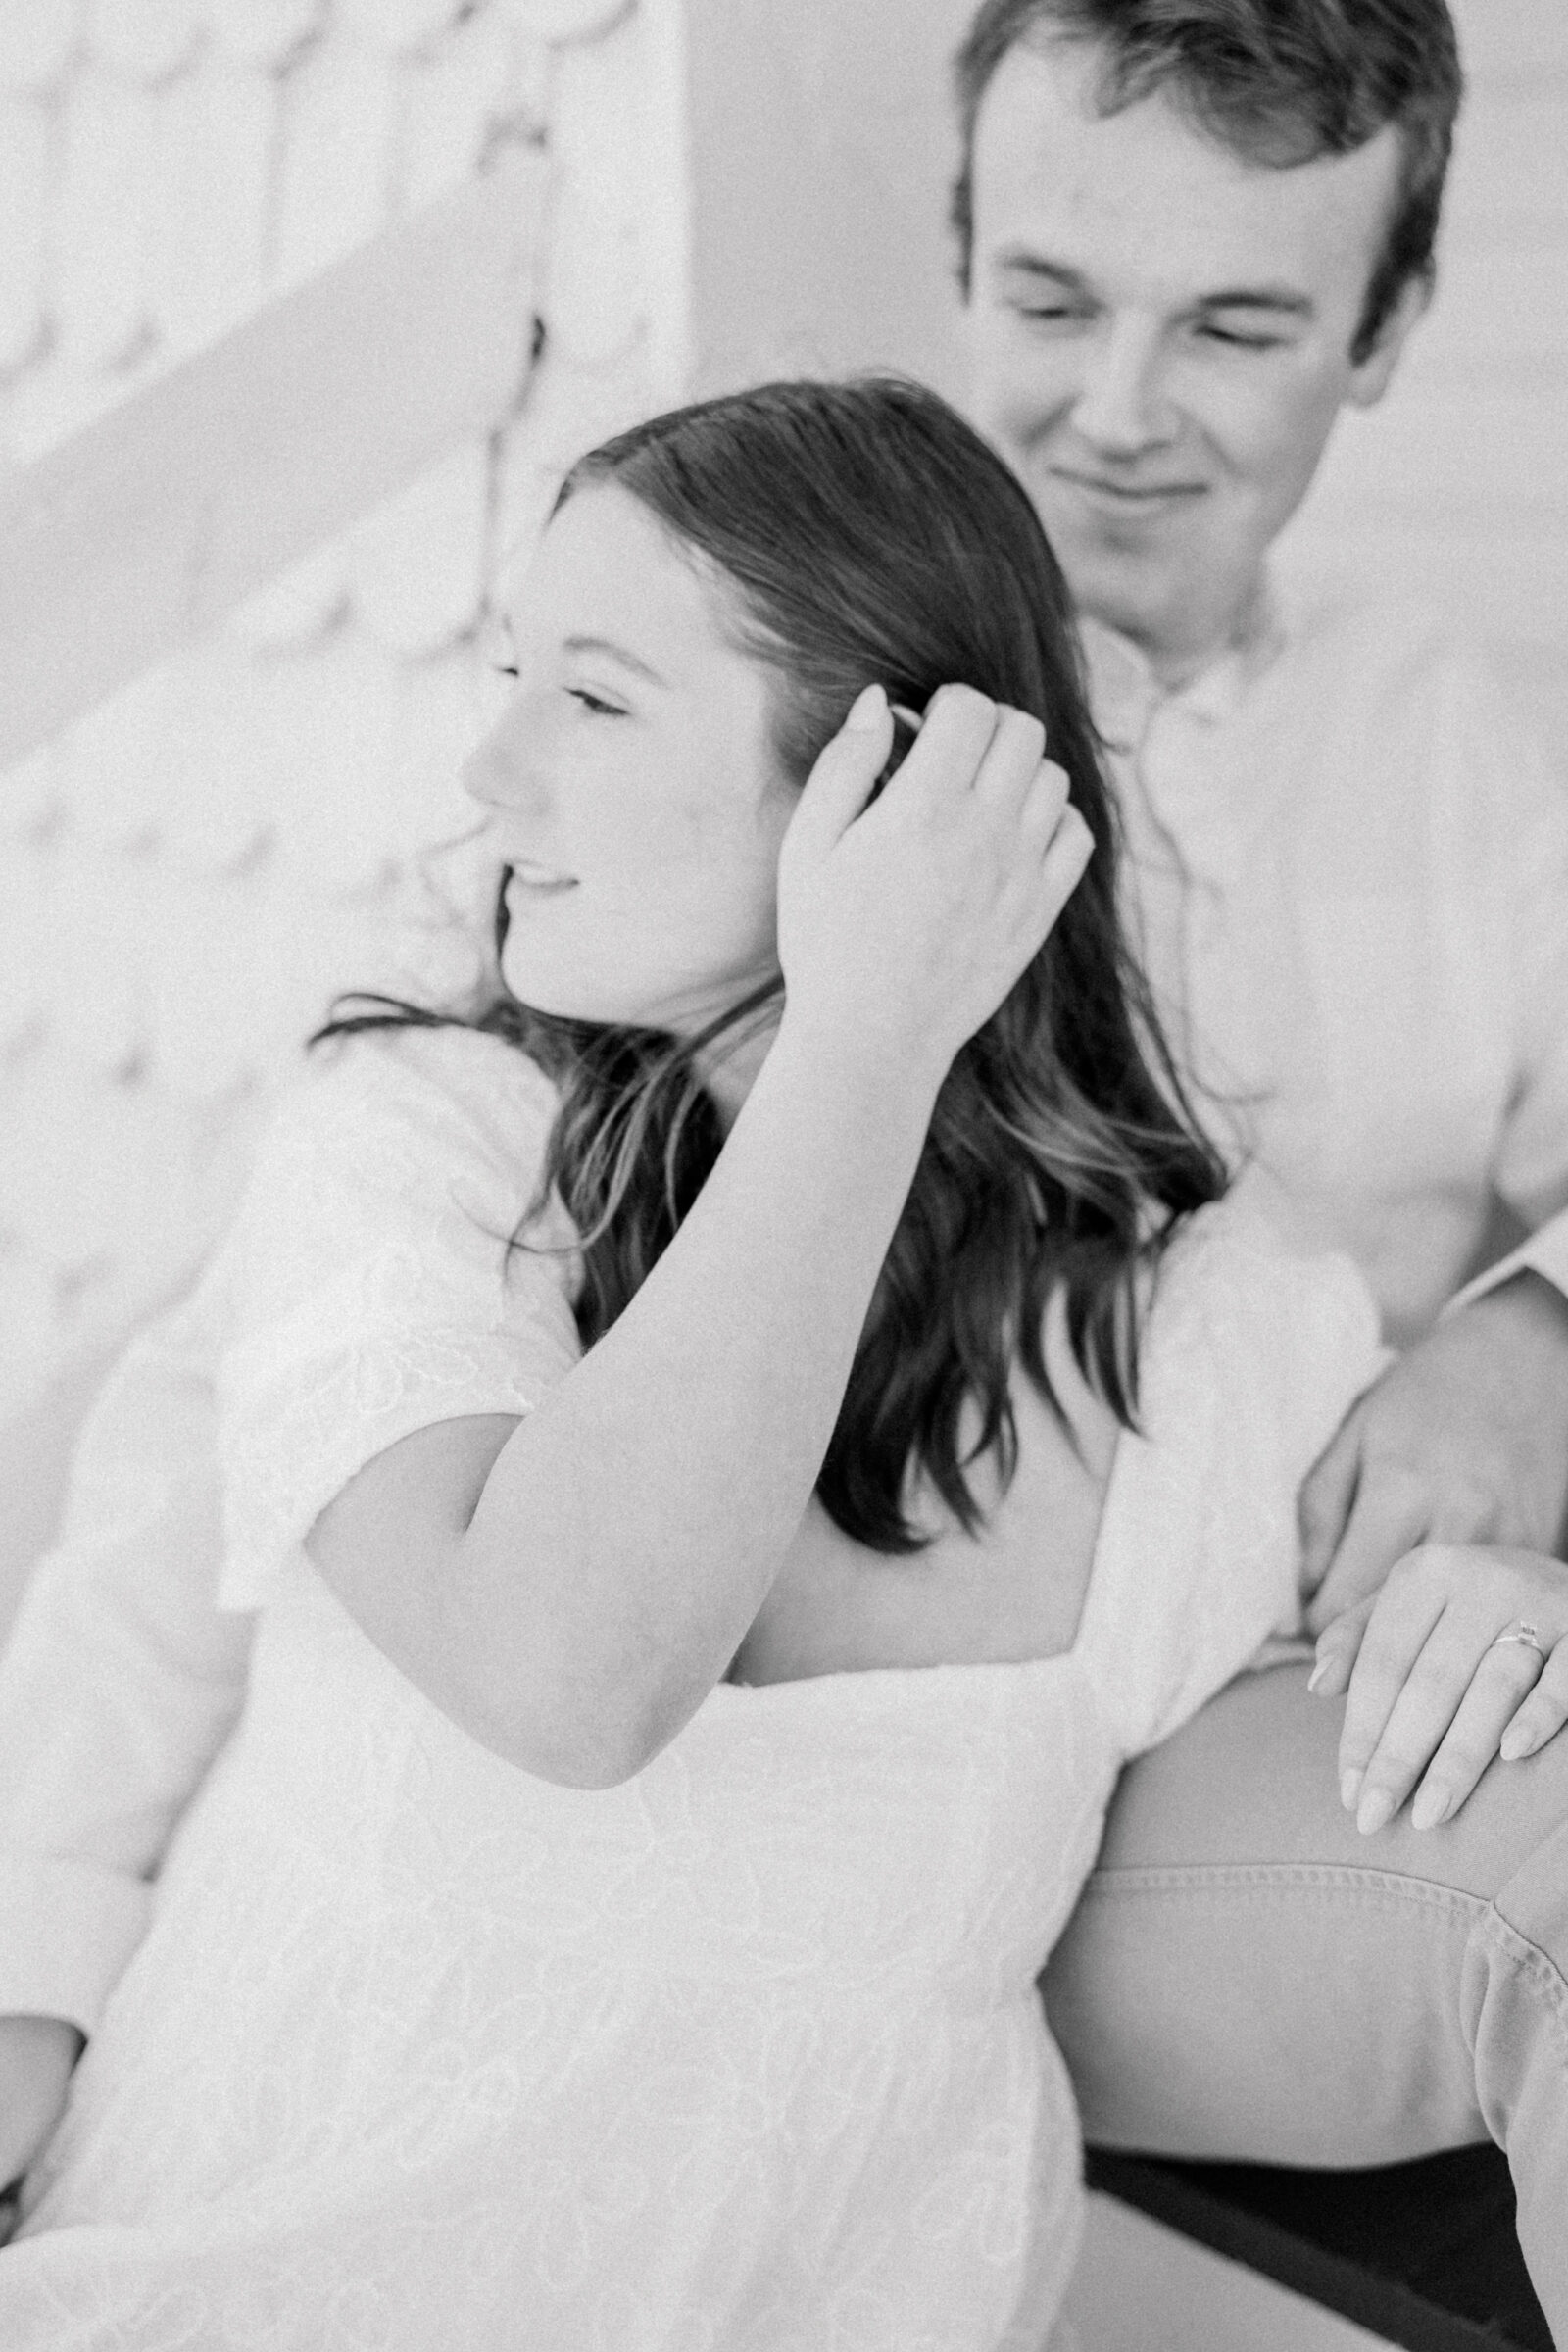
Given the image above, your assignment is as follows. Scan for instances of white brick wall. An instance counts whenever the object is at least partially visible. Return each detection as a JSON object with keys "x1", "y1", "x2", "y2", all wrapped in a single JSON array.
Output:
[
  {"x1": 1277, "y1": 0, "x2": 1568, "y2": 743},
  {"x1": 0, "y1": 0, "x2": 686, "y2": 1423}
]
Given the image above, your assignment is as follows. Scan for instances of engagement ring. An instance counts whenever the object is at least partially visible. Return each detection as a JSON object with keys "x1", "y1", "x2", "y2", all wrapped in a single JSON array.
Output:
[{"x1": 1491, "y1": 1622, "x2": 1548, "y2": 1661}]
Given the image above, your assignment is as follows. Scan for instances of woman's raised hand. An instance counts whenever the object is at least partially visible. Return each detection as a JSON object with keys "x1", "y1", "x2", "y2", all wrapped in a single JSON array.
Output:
[
  {"x1": 776, "y1": 684, "x2": 1093, "y2": 1091},
  {"x1": 1310, "y1": 1544, "x2": 1568, "y2": 1833}
]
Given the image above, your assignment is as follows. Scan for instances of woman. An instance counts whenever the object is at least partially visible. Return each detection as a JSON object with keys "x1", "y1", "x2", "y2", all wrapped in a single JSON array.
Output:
[{"x1": 0, "y1": 377, "x2": 1385, "y2": 2348}]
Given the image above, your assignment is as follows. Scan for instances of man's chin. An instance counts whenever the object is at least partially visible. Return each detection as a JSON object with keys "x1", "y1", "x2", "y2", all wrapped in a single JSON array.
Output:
[{"x1": 1059, "y1": 548, "x2": 1185, "y2": 657}]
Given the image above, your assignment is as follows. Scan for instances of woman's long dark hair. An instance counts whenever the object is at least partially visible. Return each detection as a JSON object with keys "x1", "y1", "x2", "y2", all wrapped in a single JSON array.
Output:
[{"x1": 319, "y1": 376, "x2": 1226, "y2": 1552}]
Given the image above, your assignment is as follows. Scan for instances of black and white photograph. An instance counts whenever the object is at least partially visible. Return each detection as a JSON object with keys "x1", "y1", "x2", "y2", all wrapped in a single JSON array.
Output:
[{"x1": 0, "y1": 3, "x2": 1564, "y2": 2345}]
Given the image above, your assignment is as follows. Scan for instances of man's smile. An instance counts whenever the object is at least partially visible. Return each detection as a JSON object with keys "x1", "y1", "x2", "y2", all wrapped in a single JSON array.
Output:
[{"x1": 1047, "y1": 466, "x2": 1209, "y2": 508}]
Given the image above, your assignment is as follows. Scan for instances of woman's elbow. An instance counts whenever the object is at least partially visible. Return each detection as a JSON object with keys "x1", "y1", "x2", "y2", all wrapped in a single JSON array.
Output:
[{"x1": 454, "y1": 1673, "x2": 678, "y2": 1791}]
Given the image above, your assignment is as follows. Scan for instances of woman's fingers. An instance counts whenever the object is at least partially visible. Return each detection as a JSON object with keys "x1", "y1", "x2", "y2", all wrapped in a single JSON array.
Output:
[
  {"x1": 785, "y1": 683, "x2": 896, "y2": 860},
  {"x1": 1500, "y1": 1641, "x2": 1568, "y2": 1762},
  {"x1": 1332, "y1": 1562, "x2": 1446, "y2": 1822},
  {"x1": 893, "y1": 684, "x2": 1010, "y2": 807},
  {"x1": 969, "y1": 704, "x2": 1048, "y2": 810},
  {"x1": 1404, "y1": 1638, "x2": 1548, "y2": 1827},
  {"x1": 1036, "y1": 800, "x2": 1094, "y2": 914},
  {"x1": 778, "y1": 681, "x2": 1093, "y2": 1078},
  {"x1": 1317, "y1": 1547, "x2": 1568, "y2": 1834}
]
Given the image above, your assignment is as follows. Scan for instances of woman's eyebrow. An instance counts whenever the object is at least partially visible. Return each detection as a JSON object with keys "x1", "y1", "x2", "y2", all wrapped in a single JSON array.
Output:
[{"x1": 563, "y1": 633, "x2": 669, "y2": 686}]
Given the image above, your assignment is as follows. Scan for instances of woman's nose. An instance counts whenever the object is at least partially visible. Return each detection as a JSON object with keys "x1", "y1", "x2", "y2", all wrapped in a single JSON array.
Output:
[{"x1": 462, "y1": 699, "x2": 549, "y2": 816}]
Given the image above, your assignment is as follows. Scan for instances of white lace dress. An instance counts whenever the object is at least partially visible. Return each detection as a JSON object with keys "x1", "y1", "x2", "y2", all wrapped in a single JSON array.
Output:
[{"x1": 2, "y1": 1030, "x2": 1381, "y2": 2352}]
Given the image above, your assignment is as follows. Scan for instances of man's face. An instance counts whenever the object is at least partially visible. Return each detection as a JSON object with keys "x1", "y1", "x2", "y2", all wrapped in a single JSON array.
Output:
[{"x1": 964, "y1": 40, "x2": 1425, "y2": 679}]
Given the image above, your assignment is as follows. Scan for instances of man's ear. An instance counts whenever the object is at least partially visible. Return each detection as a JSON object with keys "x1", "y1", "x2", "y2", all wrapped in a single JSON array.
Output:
[{"x1": 1347, "y1": 269, "x2": 1433, "y2": 410}]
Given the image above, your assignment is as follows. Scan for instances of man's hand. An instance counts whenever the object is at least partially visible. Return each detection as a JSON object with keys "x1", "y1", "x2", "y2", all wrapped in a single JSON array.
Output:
[
  {"x1": 1300, "y1": 1273, "x2": 1568, "y2": 1635},
  {"x1": 0, "y1": 2013, "x2": 80, "y2": 2243}
]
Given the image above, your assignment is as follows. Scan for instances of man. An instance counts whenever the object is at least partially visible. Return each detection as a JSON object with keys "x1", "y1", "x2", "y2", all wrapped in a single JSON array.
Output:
[{"x1": 949, "y1": 0, "x2": 1568, "y2": 2321}]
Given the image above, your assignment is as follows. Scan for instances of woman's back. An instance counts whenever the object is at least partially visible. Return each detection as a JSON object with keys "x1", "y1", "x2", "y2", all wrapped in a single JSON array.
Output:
[{"x1": 730, "y1": 1307, "x2": 1118, "y2": 1684}]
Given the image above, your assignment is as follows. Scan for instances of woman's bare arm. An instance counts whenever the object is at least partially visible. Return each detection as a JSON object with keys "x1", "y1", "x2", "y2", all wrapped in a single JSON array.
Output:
[{"x1": 307, "y1": 689, "x2": 1092, "y2": 1786}]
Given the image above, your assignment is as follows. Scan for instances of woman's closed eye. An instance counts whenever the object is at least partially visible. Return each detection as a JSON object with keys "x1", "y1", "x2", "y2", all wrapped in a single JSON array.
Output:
[{"x1": 488, "y1": 665, "x2": 625, "y2": 718}]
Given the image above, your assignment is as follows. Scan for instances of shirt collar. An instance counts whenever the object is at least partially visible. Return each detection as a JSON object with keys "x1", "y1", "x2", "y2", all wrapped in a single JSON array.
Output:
[{"x1": 1080, "y1": 575, "x2": 1287, "y2": 752}]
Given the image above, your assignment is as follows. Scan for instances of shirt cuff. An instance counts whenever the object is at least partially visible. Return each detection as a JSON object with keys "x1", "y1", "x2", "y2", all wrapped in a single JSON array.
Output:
[
  {"x1": 0, "y1": 1849, "x2": 153, "y2": 2037},
  {"x1": 1447, "y1": 1208, "x2": 1568, "y2": 1317}
]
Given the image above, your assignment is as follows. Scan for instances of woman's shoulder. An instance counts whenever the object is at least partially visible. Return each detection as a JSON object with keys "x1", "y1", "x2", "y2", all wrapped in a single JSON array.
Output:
[
  {"x1": 209, "y1": 1019, "x2": 569, "y2": 1307},
  {"x1": 212, "y1": 1024, "x2": 580, "y2": 1610},
  {"x1": 285, "y1": 1019, "x2": 558, "y2": 1157},
  {"x1": 256, "y1": 1020, "x2": 560, "y2": 1216},
  {"x1": 1131, "y1": 1196, "x2": 1389, "y2": 1571},
  {"x1": 1145, "y1": 1196, "x2": 1383, "y2": 1399},
  {"x1": 1075, "y1": 1200, "x2": 1387, "y2": 1756}
]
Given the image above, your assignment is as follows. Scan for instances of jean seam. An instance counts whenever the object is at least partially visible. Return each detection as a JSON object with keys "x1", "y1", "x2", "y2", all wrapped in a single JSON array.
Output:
[
  {"x1": 1473, "y1": 1904, "x2": 1568, "y2": 2074},
  {"x1": 1079, "y1": 1861, "x2": 1489, "y2": 1926}
]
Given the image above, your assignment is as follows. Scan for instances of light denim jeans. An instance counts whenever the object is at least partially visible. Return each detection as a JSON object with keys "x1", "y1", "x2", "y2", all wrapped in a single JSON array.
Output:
[{"x1": 1044, "y1": 1661, "x2": 1568, "y2": 2340}]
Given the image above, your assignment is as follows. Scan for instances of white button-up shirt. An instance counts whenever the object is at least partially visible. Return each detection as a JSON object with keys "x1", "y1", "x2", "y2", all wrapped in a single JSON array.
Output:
[{"x1": 1083, "y1": 577, "x2": 1568, "y2": 1346}]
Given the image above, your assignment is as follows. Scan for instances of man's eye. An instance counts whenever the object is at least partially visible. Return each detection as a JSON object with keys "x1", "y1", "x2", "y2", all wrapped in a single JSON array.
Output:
[
  {"x1": 568, "y1": 688, "x2": 625, "y2": 717},
  {"x1": 1198, "y1": 324, "x2": 1285, "y2": 351},
  {"x1": 492, "y1": 664, "x2": 520, "y2": 679}
]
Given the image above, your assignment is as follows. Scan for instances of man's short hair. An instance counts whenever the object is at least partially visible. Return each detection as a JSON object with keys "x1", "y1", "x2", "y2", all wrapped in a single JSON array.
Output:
[{"x1": 952, "y1": 0, "x2": 1463, "y2": 361}]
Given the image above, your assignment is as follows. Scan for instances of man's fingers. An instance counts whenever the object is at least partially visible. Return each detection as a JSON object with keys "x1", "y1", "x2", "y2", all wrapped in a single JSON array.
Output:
[
  {"x1": 1336, "y1": 1567, "x2": 1446, "y2": 1811},
  {"x1": 1304, "y1": 1467, "x2": 1429, "y2": 1634},
  {"x1": 1500, "y1": 1642, "x2": 1568, "y2": 1763},
  {"x1": 1307, "y1": 1593, "x2": 1375, "y2": 1700},
  {"x1": 1298, "y1": 1415, "x2": 1361, "y2": 1601}
]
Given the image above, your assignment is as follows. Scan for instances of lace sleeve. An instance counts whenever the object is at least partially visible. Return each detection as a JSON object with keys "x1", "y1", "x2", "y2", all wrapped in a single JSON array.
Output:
[
  {"x1": 1078, "y1": 1203, "x2": 1389, "y2": 1759},
  {"x1": 213, "y1": 1028, "x2": 581, "y2": 1608}
]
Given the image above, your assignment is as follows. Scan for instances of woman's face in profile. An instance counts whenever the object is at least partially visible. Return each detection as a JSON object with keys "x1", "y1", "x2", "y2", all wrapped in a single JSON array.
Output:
[{"x1": 466, "y1": 483, "x2": 796, "y2": 1036}]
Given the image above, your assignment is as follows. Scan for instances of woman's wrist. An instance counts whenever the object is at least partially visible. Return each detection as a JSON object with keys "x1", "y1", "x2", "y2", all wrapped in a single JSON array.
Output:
[{"x1": 767, "y1": 1001, "x2": 948, "y2": 1147}]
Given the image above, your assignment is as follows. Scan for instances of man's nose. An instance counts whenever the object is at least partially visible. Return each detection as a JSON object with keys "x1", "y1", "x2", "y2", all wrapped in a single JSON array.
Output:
[{"x1": 1068, "y1": 318, "x2": 1176, "y2": 454}]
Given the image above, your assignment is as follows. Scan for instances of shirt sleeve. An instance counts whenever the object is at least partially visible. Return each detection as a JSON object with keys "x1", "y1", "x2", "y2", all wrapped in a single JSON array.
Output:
[
  {"x1": 1448, "y1": 1208, "x2": 1568, "y2": 1314},
  {"x1": 1079, "y1": 1204, "x2": 1390, "y2": 1761},
  {"x1": 1436, "y1": 668, "x2": 1568, "y2": 1311},
  {"x1": 213, "y1": 1026, "x2": 583, "y2": 1609},
  {"x1": 1466, "y1": 670, "x2": 1568, "y2": 1247},
  {"x1": 0, "y1": 1295, "x2": 251, "y2": 2035},
  {"x1": 0, "y1": 1026, "x2": 581, "y2": 2038}
]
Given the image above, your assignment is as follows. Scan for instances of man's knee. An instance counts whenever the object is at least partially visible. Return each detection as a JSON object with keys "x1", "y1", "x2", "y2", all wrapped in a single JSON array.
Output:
[{"x1": 1043, "y1": 1662, "x2": 1568, "y2": 2164}]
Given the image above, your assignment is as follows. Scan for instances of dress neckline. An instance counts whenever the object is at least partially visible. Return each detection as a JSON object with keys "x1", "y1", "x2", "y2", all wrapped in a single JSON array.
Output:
[{"x1": 718, "y1": 1413, "x2": 1137, "y2": 1700}]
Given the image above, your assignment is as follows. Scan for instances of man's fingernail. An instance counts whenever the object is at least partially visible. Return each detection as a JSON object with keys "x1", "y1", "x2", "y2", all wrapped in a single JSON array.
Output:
[
  {"x1": 1356, "y1": 1787, "x2": 1396, "y2": 1836},
  {"x1": 1340, "y1": 1768, "x2": 1362, "y2": 1811},
  {"x1": 1307, "y1": 1658, "x2": 1332, "y2": 1694},
  {"x1": 1410, "y1": 1784, "x2": 1452, "y2": 1831},
  {"x1": 844, "y1": 684, "x2": 887, "y2": 732}
]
